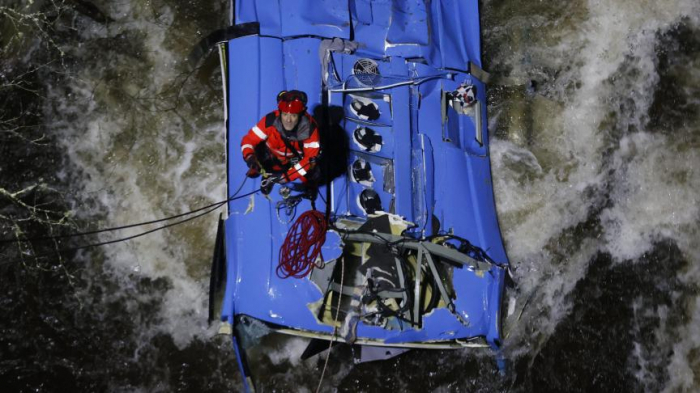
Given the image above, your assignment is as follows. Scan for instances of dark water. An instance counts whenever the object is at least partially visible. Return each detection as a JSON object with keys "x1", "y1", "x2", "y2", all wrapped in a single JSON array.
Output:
[{"x1": 1, "y1": 0, "x2": 699, "y2": 391}]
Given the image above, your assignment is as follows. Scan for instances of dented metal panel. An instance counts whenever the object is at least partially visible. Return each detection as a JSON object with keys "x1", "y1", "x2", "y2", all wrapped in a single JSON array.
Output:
[{"x1": 219, "y1": 0, "x2": 507, "y2": 354}]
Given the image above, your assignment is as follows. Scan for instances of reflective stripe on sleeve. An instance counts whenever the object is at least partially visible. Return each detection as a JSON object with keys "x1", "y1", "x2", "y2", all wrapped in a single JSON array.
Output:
[
  {"x1": 294, "y1": 163, "x2": 307, "y2": 177},
  {"x1": 252, "y1": 125, "x2": 267, "y2": 140},
  {"x1": 303, "y1": 142, "x2": 320, "y2": 148},
  {"x1": 241, "y1": 144, "x2": 254, "y2": 152}
]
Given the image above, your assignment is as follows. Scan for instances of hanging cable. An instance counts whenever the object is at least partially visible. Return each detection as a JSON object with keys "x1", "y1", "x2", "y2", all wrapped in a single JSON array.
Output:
[
  {"x1": 46, "y1": 200, "x2": 227, "y2": 253},
  {"x1": 2, "y1": 153, "x2": 317, "y2": 267},
  {"x1": 0, "y1": 176, "x2": 249, "y2": 244},
  {"x1": 1, "y1": 186, "x2": 259, "y2": 266},
  {"x1": 315, "y1": 256, "x2": 344, "y2": 393},
  {"x1": 4, "y1": 160, "x2": 315, "y2": 265}
]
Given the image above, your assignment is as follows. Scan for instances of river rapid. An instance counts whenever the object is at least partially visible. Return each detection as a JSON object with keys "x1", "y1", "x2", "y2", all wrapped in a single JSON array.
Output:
[{"x1": 1, "y1": 0, "x2": 699, "y2": 391}]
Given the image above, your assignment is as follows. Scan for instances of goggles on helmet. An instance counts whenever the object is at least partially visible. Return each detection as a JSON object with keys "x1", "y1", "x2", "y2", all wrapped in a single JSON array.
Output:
[{"x1": 277, "y1": 90, "x2": 307, "y2": 114}]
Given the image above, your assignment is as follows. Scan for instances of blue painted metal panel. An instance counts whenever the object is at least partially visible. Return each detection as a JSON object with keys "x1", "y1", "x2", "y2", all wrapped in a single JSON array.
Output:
[
  {"x1": 464, "y1": 155, "x2": 508, "y2": 264},
  {"x1": 415, "y1": 66, "x2": 445, "y2": 149},
  {"x1": 351, "y1": 0, "x2": 391, "y2": 58},
  {"x1": 233, "y1": 0, "x2": 482, "y2": 70},
  {"x1": 281, "y1": 38, "x2": 323, "y2": 109},
  {"x1": 350, "y1": 0, "x2": 481, "y2": 70},
  {"x1": 226, "y1": 36, "x2": 283, "y2": 213},
  {"x1": 389, "y1": 84, "x2": 414, "y2": 222},
  {"x1": 486, "y1": 269, "x2": 506, "y2": 344},
  {"x1": 432, "y1": 146, "x2": 478, "y2": 237},
  {"x1": 428, "y1": 0, "x2": 482, "y2": 70},
  {"x1": 235, "y1": 0, "x2": 350, "y2": 39},
  {"x1": 221, "y1": 215, "x2": 239, "y2": 324},
  {"x1": 221, "y1": 0, "x2": 507, "y2": 350},
  {"x1": 386, "y1": 0, "x2": 429, "y2": 47},
  {"x1": 331, "y1": 176, "x2": 349, "y2": 215}
]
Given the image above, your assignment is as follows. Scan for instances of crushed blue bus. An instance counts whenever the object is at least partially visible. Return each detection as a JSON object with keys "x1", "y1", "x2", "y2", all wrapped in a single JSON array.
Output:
[{"x1": 210, "y1": 0, "x2": 509, "y2": 389}]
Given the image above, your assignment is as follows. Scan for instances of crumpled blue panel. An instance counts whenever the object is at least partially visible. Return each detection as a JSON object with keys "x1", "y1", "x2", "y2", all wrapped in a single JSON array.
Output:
[
  {"x1": 354, "y1": 0, "x2": 431, "y2": 60},
  {"x1": 386, "y1": 0, "x2": 429, "y2": 46},
  {"x1": 352, "y1": 0, "x2": 372, "y2": 24},
  {"x1": 281, "y1": 38, "x2": 323, "y2": 110},
  {"x1": 350, "y1": 0, "x2": 480, "y2": 71},
  {"x1": 235, "y1": 0, "x2": 350, "y2": 39},
  {"x1": 234, "y1": 0, "x2": 481, "y2": 70},
  {"x1": 428, "y1": 0, "x2": 482, "y2": 69},
  {"x1": 224, "y1": 0, "x2": 503, "y2": 345}
]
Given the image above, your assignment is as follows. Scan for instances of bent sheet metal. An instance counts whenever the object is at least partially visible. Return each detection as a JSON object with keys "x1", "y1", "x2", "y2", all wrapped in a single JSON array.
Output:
[{"x1": 209, "y1": 1, "x2": 510, "y2": 390}]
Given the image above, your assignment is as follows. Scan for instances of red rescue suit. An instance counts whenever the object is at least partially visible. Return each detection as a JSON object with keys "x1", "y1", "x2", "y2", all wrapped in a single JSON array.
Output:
[{"x1": 240, "y1": 110, "x2": 320, "y2": 182}]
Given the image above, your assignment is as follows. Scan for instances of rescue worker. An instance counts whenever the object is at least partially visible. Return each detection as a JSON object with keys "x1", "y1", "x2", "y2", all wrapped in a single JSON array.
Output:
[{"x1": 240, "y1": 90, "x2": 321, "y2": 194}]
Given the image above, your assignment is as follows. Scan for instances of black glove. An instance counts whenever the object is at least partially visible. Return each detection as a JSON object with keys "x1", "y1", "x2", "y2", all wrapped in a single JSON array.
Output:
[{"x1": 245, "y1": 156, "x2": 260, "y2": 178}]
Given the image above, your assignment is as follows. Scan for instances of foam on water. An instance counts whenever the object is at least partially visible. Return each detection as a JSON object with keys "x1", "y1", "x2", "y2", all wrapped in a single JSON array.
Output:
[
  {"x1": 602, "y1": 132, "x2": 700, "y2": 262},
  {"x1": 47, "y1": 1, "x2": 226, "y2": 350},
  {"x1": 38, "y1": 0, "x2": 700, "y2": 389},
  {"x1": 489, "y1": 0, "x2": 700, "y2": 388}
]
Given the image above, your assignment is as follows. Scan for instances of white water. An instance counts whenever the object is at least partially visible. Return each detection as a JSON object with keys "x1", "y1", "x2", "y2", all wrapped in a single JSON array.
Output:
[
  {"x1": 48, "y1": 2, "x2": 225, "y2": 349},
  {"x1": 41, "y1": 0, "x2": 700, "y2": 389},
  {"x1": 489, "y1": 0, "x2": 700, "y2": 388}
]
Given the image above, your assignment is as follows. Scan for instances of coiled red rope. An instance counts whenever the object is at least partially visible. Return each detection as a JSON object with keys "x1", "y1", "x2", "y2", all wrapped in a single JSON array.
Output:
[{"x1": 277, "y1": 210, "x2": 328, "y2": 279}]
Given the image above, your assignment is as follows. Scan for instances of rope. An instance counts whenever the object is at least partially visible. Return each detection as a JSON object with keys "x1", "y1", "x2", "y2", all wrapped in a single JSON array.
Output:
[
  {"x1": 0, "y1": 176, "x2": 249, "y2": 244},
  {"x1": 276, "y1": 210, "x2": 327, "y2": 279},
  {"x1": 3, "y1": 140, "x2": 318, "y2": 246},
  {"x1": 1, "y1": 181, "x2": 257, "y2": 266},
  {"x1": 316, "y1": 256, "x2": 344, "y2": 393}
]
